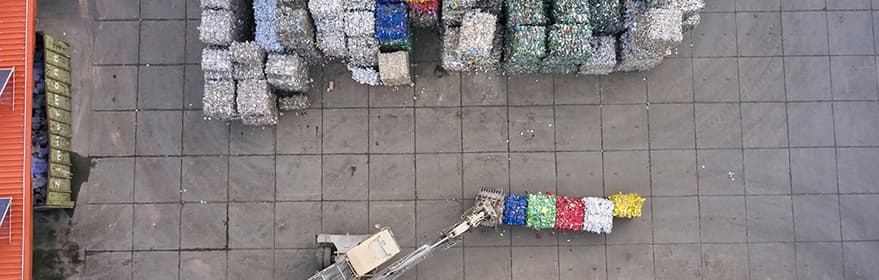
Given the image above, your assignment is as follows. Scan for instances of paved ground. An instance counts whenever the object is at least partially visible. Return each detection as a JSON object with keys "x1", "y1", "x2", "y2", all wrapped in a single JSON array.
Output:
[{"x1": 32, "y1": 0, "x2": 879, "y2": 279}]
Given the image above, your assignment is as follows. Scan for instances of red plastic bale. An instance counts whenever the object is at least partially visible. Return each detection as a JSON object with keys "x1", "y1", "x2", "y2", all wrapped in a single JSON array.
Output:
[{"x1": 554, "y1": 195, "x2": 585, "y2": 231}]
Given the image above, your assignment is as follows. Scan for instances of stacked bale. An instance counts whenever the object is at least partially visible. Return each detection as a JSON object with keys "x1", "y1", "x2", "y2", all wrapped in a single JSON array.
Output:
[
  {"x1": 265, "y1": 54, "x2": 311, "y2": 93},
  {"x1": 309, "y1": 0, "x2": 347, "y2": 58},
  {"x1": 200, "y1": 0, "x2": 253, "y2": 46},
  {"x1": 254, "y1": 0, "x2": 285, "y2": 52},
  {"x1": 276, "y1": 6, "x2": 319, "y2": 59},
  {"x1": 589, "y1": 0, "x2": 623, "y2": 35},
  {"x1": 440, "y1": 0, "x2": 503, "y2": 72},
  {"x1": 578, "y1": 35, "x2": 616, "y2": 75},
  {"x1": 203, "y1": 80, "x2": 239, "y2": 120},
  {"x1": 502, "y1": 25, "x2": 546, "y2": 74},
  {"x1": 375, "y1": 1, "x2": 410, "y2": 51},
  {"x1": 237, "y1": 79, "x2": 279, "y2": 126},
  {"x1": 406, "y1": 0, "x2": 439, "y2": 27},
  {"x1": 231, "y1": 41, "x2": 266, "y2": 80}
]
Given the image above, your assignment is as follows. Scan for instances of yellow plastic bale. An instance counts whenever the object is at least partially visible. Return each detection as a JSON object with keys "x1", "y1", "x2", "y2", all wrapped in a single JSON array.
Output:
[{"x1": 608, "y1": 192, "x2": 645, "y2": 218}]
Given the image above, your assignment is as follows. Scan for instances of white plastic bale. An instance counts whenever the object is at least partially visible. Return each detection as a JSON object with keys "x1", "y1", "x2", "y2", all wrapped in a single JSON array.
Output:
[
  {"x1": 347, "y1": 64, "x2": 381, "y2": 86},
  {"x1": 582, "y1": 197, "x2": 614, "y2": 234},
  {"x1": 308, "y1": 0, "x2": 345, "y2": 19},
  {"x1": 378, "y1": 51, "x2": 412, "y2": 86},
  {"x1": 316, "y1": 31, "x2": 348, "y2": 58},
  {"x1": 203, "y1": 79, "x2": 239, "y2": 120},
  {"x1": 233, "y1": 64, "x2": 265, "y2": 80},
  {"x1": 344, "y1": 11, "x2": 375, "y2": 37},
  {"x1": 633, "y1": 8, "x2": 683, "y2": 52},
  {"x1": 347, "y1": 36, "x2": 379, "y2": 67}
]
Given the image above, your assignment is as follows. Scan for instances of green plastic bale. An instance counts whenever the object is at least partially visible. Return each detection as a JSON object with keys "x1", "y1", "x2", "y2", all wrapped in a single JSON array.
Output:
[
  {"x1": 540, "y1": 56, "x2": 579, "y2": 74},
  {"x1": 547, "y1": 24, "x2": 593, "y2": 63},
  {"x1": 526, "y1": 193, "x2": 557, "y2": 229},
  {"x1": 504, "y1": 25, "x2": 546, "y2": 63},
  {"x1": 505, "y1": 0, "x2": 547, "y2": 26},
  {"x1": 380, "y1": 38, "x2": 411, "y2": 52},
  {"x1": 589, "y1": 0, "x2": 624, "y2": 35},
  {"x1": 553, "y1": 0, "x2": 591, "y2": 24}
]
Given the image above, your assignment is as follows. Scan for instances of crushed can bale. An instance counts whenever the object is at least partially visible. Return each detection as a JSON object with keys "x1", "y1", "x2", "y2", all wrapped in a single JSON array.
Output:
[
  {"x1": 347, "y1": 64, "x2": 382, "y2": 85},
  {"x1": 347, "y1": 36, "x2": 380, "y2": 67},
  {"x1": 633, "y1": 8, "x2": 683, "y2": 52},
  {"x1": 202, "y1": 47, "x2": 234, "y2": 80},
  {"x1": 236, "y1": 79, "x2": 279, "y2": 126},
  {"x1": 265, "y1": 54, "x2": 311, "y2": 92}
]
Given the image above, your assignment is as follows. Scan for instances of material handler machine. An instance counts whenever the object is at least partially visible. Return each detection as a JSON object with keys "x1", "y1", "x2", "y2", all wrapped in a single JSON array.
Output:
[{"x1": 308, "y1": 188, "x2": 506, "y2": 280}]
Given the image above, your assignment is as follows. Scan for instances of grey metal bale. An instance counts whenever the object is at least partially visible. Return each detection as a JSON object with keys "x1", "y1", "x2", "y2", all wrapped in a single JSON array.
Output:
[
  {"x1": 616, "y1": 31, "x2": 666, "y2": 72},
  {"x1": 202, "y1": 47, "x2": 234, "y2": 80},
  {"x1": 276, "y1": 8, "x2": 317, "y2": 52},
  {"x1": 199, "y1": 9, "x2": 247, "y2": 46},
  {"x1": 579, "y1": 35, "x2": 617, "y2": 75},
  {"x1": 230, "y1": 41, "x2": 266, "y2": 66},
  {"x1": 265, "y1": 54, "x2": 311, "y2": 92},
  {"x1": 203, "y1": 79, "x2": 238, "y2": 120},
  {"x1": 236, "y1": 79, "x2": 279, "y2": 126},
  {"x1": 344, "y1": 11, "x2": 375, "y2": 37}
]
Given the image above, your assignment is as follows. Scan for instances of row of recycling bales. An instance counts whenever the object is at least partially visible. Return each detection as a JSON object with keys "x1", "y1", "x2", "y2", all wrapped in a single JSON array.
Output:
[
  {"x1": 443, "y1": 0, "x2": 704, "y2": 74},
  {"x1": 502, "y1": 192, "x2": 644, "y2": 234}
]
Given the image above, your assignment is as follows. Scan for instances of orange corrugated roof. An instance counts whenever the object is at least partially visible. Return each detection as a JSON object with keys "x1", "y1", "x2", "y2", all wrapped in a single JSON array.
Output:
[{"x1": 0, "y1": 0, "x2": 34, "y2": 279}]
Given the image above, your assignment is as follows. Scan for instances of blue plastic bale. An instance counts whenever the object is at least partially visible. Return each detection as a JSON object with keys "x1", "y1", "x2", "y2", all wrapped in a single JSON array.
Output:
[
  {"x1": 374, "y1": 2, "x2": 409, "y2": 42},
  {"x1": 502, "y1": 194, "x2": 529, "y2": 226}
]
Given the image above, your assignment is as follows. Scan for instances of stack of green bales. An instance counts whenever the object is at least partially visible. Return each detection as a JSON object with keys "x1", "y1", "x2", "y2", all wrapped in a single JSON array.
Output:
[{"x1": 503, "y1": 0, "x2": 594, "y2": 74}]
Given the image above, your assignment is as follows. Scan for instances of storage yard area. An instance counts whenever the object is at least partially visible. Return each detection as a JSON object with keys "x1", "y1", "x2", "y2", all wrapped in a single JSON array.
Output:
[{"x1": 26, "y1": 0, "x2": 879, "y2": 279}]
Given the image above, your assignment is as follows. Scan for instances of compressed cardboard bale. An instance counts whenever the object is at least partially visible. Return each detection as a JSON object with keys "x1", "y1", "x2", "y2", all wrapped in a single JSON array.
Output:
[
  {"x1": 230, "y1": 41, "x2": 266, "y2": 66},
  {"x1": 547, "y1": 23, "x2": 593, "y2": 63},
  {"x1": 199, "y1": 9, "x2": 247, "y2": 46},
  {"x1": 276, "y1": 8, "x2": 317, "y2": 52},
  {"x1": 237, "y1": 79, "x2": 279, "y2": 126},
  {"x1": 457, "y1": 12, "x2": 497, "y2": 64},
  {"x1": 506, "y1": 0, "x2": 546, "y2": 26},
  {"x1": 555, "y1": 195, "x2": 586, "y2": 231},
  {"x1": 553, "y1": 0, "x2": 591, "y2": 24},
  {"x1": 265, "y1": 54, "x2": 311, "y2": 92},
  {"x1": 378, "y1": 51, "x2": 412, "y2": 86},
  {"x1": 616, "y1": 31, "x2": 666, "y2": 72},
  {"x1": 316, "y1": 31, "x2": 348, "y2": 58},
  {"x1": 502, "y1": 194, "x2": 528, "y2": 226},
  {"x1": 347, "y1": 36, "x2": 380, "y2": 67},
  {"x1": 583, "y1": 197, "x2": 614, "y2": 234},
  {"x1": 441, "y1": 28, "x2": 467, "y2": 71},
  {"x1": 407, "y1": 0, "x2": 439, "y2": 28},
  {"x1": 308, "y1": 0, "x2": 344, "y2": 18},
  {"x1": 347, "y1": 64, "x2": 381, "y2": 85},
  {"x1": 278, "y1": 94, "x2": 311, "y2": 110},
  {"x1": 344, "y1": 11, "x2": 376, "y2": 37},
  {"x1": 589, "y1": 0, "x2": 624, "y2": 35},
  {"x1": 579, "y1": 35, "x2": 617, "y2": 75},
  {"x1": 202, "y1": 48, "x2": 234, "y2": 80},
  {"x1": 203, "y1": 79, "x2": 238, "y2": 120},
  {"x1": 633, "y1": 8, "x2": 683, "y2": 51},
  {"x1": 526, "y1": 193, "x2": 556, "y2": 229}
]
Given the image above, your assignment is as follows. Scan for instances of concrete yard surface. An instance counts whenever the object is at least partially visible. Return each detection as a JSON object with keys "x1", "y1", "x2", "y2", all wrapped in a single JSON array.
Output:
[{"x1": 32, "y1": 0, "x2": 879, "y2": 279}]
